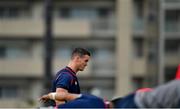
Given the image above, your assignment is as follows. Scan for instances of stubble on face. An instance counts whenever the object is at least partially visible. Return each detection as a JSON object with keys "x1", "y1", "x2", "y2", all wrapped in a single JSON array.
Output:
[{"x1": 78, "y1": 55, "x2": 90, "y2": 71}]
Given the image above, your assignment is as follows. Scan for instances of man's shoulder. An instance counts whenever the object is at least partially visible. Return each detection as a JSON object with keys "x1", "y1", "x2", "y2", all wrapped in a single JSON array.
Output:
[
  {"x1": 55, "y1": 69, "x2": 73, "y2": 78},
  {"x1": 55, "y1": 67, "x2": 67, "y2": 75},
  {"x1": 58, "y1": 67, "x2": 74, "y2": 73},
  {"x1": 58, "y1": 67, "x2": 67, "y2": 72}
]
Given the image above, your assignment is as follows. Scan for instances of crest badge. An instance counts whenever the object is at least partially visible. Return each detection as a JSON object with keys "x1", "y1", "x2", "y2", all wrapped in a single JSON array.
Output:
[{"x1": 75, "y1": 81, "x2": 77, "y2": 85}]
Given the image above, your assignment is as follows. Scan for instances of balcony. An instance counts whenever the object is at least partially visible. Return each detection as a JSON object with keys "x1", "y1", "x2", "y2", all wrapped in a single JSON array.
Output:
[
  {"x1": 133, "y1": 18, "x2": 145, "y2": 36},
  {"x1": 165, "y1": 52, "x2": 180, "y2": 66},
  {"x1": 0, "y1": 58, "x2": 43, "y2": 77},
  {"x1": 165, "y1": 21, "x2": 180, "y2": 38},
  {"x1": 165, "y1": 21, "x2": 180, "y2": 32},
  {"x1": 164, "y1": 0, "x2": 180, "y2": 3},
  {"x1": 92, "y1": 58, "x2": 116, "y2": 77},
  {"x1": 53, "y1": 19, "x2": 91, "y2": 38},
  {"x1": 0, "y1": 19, "x2": 43, "y2": 37},
  {"x1": 132, "y1": 57, "x2": 147, "y2": 76},
  {"x1": 0, "y1": 17, "x2": 116, "y2": 38},
  {"x1": 91, "y1": 18, "x2": 116, "y2": 37},
  {"x1": 0, "y1": 57, "x2": 92, "y2": 77},
  {"x1": 0, "y1": 18, "x2": 91, "y2": 38},
  {"x1": 163, "y1": 0, "x2": 180, "y2": 9}
]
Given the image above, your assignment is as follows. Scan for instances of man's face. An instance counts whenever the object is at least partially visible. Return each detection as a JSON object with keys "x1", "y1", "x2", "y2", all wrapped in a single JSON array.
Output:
[{"x1": 77, "y1": 55, "x2": 90, "y2": 71}]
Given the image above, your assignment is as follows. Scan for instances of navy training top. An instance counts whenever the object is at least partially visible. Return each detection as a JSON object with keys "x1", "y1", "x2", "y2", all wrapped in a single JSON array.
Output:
[
  {"x1": 51, "y1": 66, "x2": 80, "y2": 94},
  {"x1": 58, "y1": 94, "x2": 106, "y2": 108}
]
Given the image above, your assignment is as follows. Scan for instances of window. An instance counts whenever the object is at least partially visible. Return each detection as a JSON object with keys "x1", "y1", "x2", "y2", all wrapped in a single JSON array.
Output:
[
  {"x1": 133, "y1": 0, "x2": 144, "y2": 31},
  {"x1": 93, "y1": 48, "x2": 115, "y2": 75},
  {"x1": 98, "y1": 8, "x2": 109, "y2": 18},
  {"x1": 71, "y1": 8, "x2": 97, "y2": 19},
  {"x1": 148, "y1": 41, "x2": 157, "y2": 63},
  {"x1": 0, "y1": 86, "x2": 18, "y2": 99},
  {"x1": 165, "y1": 67, "x2": 177, "y2": 82},
  {"x1": 59, "y1": 7, "x2": 70, "y2": 18},
  {"x1": 0, "y1": 46, "x2": 5, "y2": 58},
  {"x1": 165, "y1": 10, "x2": 180, "y2": 32},
  {"x1": 58, "y1": 7, "x2": 98, "y2": 19},
  {"x1": 165, "y1": 0, "x2": 180, "y2": 3},
  {"x1": 0, "y1": 6, "x2": 30, "y2": 19},
  {"x1": 165, "y1": 40, "x2": 180, "y2": 53},
  {"x1": 95, "y1": 48, "x2": 112, "y2": 60},
  {"x1": 0, "y1": 7, "x2": 5, "y2": 18},
  {"x1": 8, "y1": 7, "x2": 20, "y2": 18},
  {"x1": 134, "y1": 0, "x2": 143, "y2": 18},
  {"x1": 133, "y1": 38, "x2": 144, "y2": 58},
  {"x1": 0, "y1": 40, "x2": 31, "y2": 59},
  {"x1": 6, "y1": 46, "x2": 29, "y2": 58},
  {"x1": 54, "y1": 47, "x2": 71, "y2": 59}
]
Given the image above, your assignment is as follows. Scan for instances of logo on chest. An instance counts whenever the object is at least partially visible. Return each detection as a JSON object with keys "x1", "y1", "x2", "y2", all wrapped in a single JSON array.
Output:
[{"x1": 74, "y1": 81, "x2": 78, "y2": 85}]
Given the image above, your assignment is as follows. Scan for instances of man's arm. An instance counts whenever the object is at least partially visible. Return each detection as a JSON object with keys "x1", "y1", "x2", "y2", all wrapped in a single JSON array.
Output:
[
  {"x1": 40, "y1": 91, "x2": 81, "y2": 103},
  {"x1": 55, "y1": 91, "x2": 80, "y2": 101},
  {"x1": 55, "y1": 88, "x2": 68, "y2": 105},
  {"x1": 56, "y1": 88, "x2": 68, "y2": 94},
  {"x1": 55, "y1": 73, "x2": 72, "y2": 105}
]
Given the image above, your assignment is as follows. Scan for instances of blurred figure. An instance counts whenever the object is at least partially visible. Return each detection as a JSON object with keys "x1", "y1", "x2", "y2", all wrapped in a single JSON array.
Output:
[
  {"x1": 40, "y1": 79, "x2": 180, "y2": 108},
  {"x1": 51, "y1": 47, "x2": 91, "y2": 106},
  {"x1": 175, "y1": 64, "x2": 180, "y2": 80}
]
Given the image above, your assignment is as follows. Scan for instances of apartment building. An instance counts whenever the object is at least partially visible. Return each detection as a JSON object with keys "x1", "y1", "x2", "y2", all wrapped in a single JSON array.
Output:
[
  {"x1": 0, "y1": 0, "x2": 179, "y2": 107},
  {"x1": 159, "y1": 0, "x2": 180, "y2": 83}
]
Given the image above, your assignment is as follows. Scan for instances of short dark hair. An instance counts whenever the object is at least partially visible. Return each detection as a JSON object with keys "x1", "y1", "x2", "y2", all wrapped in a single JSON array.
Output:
[{"x1": 71, "y1": 47, "x2": 91, "y2": 59}]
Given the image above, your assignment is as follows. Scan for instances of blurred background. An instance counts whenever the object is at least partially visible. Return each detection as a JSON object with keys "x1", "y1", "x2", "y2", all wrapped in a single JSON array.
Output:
[{"x1": 0, "y1": 0, "x2": 179, "y2": 108}]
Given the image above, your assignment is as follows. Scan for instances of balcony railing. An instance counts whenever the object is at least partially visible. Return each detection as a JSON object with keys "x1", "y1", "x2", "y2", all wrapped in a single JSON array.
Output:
[
  {"x1": 91, "y1": 18, "x2": 116, "y2": 37},
  {"x1": 165, "y1": 52, "x2": 180, "y2": 65},
  {"x1": 163, "y1": 0, "x2": 180, "y2": 9},
  {"x1": 0, "y1": 58, "x2": 43, "y2": 77},
  {"x1": 164, "y1": 0, "x2": 180, "y2": 3},
  {"x1": 165, "y1": 21, "x2": 180, "y2": 33},
  {"x1": 0, "y1": 17, "x2": 117, "y2": 38},
  {"x1": 133, "y1": 18, "x2": 145, "y2": 34}
]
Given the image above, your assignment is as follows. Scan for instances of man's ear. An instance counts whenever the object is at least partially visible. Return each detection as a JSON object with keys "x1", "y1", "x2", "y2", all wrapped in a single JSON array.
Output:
[{"x1": 74, "y1": 55, "x2": 80, "y2": 62}]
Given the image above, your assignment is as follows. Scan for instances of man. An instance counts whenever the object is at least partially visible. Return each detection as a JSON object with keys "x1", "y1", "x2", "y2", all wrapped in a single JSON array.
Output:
[
  {"x1": 51, "y1": 47, "x2": 91, "y2": 105},
  {"x1": 40, "y1": 79, "x2": 180, "y2": 108}
]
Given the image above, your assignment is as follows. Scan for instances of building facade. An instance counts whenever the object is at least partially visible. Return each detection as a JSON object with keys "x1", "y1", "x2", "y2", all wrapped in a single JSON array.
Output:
[{"x1": 0, "y1": 0, "x2": 179, "y2": 107}]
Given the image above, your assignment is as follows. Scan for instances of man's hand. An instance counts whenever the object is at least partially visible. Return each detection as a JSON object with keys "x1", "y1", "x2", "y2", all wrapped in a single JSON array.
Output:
[{"x1": 39, "y1": 94, "x2": 50, "y2": 103}]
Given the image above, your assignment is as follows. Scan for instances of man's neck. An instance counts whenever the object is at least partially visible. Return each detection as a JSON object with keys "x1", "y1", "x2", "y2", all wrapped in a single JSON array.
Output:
[{"x1": 67, "y1": 62, "x2": 78, "y2": 73}]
